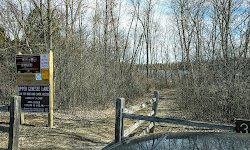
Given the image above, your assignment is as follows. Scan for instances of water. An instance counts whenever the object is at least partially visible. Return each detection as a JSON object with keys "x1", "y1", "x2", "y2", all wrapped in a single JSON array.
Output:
[{"x1": 141, "y1": 70, "x2": 186, "y2": 79}]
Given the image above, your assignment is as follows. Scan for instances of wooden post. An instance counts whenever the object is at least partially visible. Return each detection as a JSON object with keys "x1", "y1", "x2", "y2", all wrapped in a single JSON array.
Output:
[
  {"x1": 115, "y1": 98, "x2": 125, "y2": 143},
  {"x1": 150, "y1": 91, "x2": 159, "y2": 133},
  {"x1": 8, "y1": 96, "x2": 21, "y2": 150},
  {"x1": 20, "y1": 112, "x2": 25, "y2": 124},
  {"x1": 48, "y1": 50, "x2": 54, "y2": 128}
]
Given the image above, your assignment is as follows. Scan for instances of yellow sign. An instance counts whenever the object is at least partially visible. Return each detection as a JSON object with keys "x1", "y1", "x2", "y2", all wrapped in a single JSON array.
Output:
[{"x1": 41, "y1": 69, "x2": 49, "y2": 79}]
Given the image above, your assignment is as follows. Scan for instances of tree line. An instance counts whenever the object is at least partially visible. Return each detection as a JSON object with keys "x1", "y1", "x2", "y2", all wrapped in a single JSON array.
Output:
[
  {"x1": 171, "y1": 0, "x2": 249, "y2": 122},
  {"x1": 0, "y1": 0, "x2": 170, "y2": 109}
]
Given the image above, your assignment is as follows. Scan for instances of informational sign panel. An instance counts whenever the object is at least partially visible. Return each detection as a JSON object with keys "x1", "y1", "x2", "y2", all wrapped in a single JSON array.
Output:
[
  {"x1": 16, "y1": 55, "x2": 40, "y2": 73},
  {"x1": 18, "y1": 85, "x2": 50, "y2": 113},
  {"x1": 40, "y1": 54, "x2": 49, "y2": 69}
]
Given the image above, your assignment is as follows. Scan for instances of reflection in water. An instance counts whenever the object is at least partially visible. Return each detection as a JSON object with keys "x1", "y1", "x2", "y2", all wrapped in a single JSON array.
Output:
[
  {"x1": 107, "y1": 132, "x2": 250, "y2": 150},
  {"x1": 141, "y1": 70, "x2": 186, "y2": 79}
]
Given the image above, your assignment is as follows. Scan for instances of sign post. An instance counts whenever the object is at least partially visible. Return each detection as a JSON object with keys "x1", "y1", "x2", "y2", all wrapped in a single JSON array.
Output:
[
  {"x1": 48, "y1": 51, "x2": 53, "y2": 128},
  {"x1": 16, "y1": 51, "x2": 53, "y2": 127}
]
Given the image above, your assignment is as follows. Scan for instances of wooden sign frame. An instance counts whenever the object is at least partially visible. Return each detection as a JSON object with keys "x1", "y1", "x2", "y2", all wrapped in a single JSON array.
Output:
[{"x1": 18, "y1": 51, "x2": 54, "y2": 127}]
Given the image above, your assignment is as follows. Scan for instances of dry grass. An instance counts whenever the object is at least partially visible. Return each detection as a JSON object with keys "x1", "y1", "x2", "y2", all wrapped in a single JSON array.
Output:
[{"x1": 1, "y1": 110, "x2": 115, "y2": 150}]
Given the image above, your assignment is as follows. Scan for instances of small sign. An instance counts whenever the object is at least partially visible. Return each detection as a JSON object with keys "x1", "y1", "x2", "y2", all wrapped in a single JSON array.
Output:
[
  {"x1": 40, "y1": 54, "x2": 49, "y2": 69},
  {"x1": 41, "y1": 69, "x2": 49, "y2": 79},
  {"x1": 18, "y1": 85, "x2": 50, "y2": 113},
  {"x1": 16, "y1": 55, "x2": 40, "y2": 73},
  {"x1": 235, "y1": 120, "x2": 250, "y2": 133},
  {"x1": 36, "y1": 73, "x2": 42, "y2": 80}
]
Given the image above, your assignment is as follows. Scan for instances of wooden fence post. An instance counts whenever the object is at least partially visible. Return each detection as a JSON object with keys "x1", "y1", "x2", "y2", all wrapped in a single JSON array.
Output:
[
  {"x1": 150, "y1": 91, "x2": 159, "y2": 133},
  {"x1": 115, "y1": 98, "x2": 125, "y2": 143},
  {"x1": 20, "y1": 112, "x2": 25, "y2": 125},
  {"x1": 8, "y1": 96, "x2": 21, "y2": 150}
]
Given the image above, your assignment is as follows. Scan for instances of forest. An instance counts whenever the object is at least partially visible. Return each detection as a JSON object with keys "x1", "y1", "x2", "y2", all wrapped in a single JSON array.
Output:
[{"x1": 0, "y1": 0, "x2": 249, "y2": 123}]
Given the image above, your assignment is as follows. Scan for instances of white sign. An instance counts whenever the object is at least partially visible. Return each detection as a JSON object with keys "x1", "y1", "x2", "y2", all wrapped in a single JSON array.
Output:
[
  {"x1": 36, "y1": 73, "x2": 42, "y2": 80},
  {"x1": 40, "y1": 54, "x2": 49, "y2": 69}
]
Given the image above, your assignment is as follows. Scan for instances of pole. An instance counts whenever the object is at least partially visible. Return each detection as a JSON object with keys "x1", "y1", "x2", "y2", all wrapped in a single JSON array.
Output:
[
  {"x1": 48, "y1": 51, "x2": 54, "y2": 127},
  {"x1": 150, "y1": 91, "x2": 159, "y2": 133},
  {"x1": 8, "y1": 96, "x2": 21, "y2": 150},
  {"x1": 115, "y1": 98, "x2": 125, "y2": 143}
]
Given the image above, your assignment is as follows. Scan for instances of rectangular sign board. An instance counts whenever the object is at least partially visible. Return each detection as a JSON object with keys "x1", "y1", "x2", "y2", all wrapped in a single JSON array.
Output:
[
  {"x1": 40, "y1": 54, "x2": 49, "y2": 69},
  {"x1": 18, "y1": 85, "x2": 50, "y2": 113},
  {"x1": 17, "y1": 74, "x2": 49, "y2": 85},
  {"x1": 41, "y1": 69, "x2": 49, "y2": 79},
  {"x1": 16, "y1": 55, "x2": 40, "y2": 73}
]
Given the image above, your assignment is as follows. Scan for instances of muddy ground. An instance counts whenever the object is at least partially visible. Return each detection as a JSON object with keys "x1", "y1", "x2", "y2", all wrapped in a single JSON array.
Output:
[{"x1": 0, "y1": 88, "x2": 233, "y2": 150}]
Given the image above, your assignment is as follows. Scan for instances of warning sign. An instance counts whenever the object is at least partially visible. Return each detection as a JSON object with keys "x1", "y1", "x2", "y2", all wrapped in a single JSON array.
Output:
[
  {"x1": 40, "y1": 54, "x2": 49, "y2": 69},
  {"x1": 18, "y1": 85, "x2": 50, "y2": 113}
]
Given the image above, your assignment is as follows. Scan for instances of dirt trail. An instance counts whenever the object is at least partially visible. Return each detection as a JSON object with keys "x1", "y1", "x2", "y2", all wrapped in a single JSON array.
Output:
[
  {"x1": 153, "y1": 89, "x2": 232, "y2": 133},
  {"x1": 0, "y1": 88, "x2": 232, "y2": 150}
]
